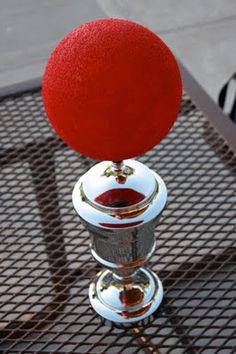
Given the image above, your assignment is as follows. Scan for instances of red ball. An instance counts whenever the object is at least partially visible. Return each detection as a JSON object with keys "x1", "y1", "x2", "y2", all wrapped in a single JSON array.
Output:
[{"x1": 42, "y1": 18, "x2": 182, "y2": 161}]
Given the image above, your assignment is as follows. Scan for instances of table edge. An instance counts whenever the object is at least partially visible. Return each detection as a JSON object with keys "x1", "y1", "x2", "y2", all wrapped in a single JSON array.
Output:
[{"x1": 179, "y1": 61, "x2": 236, "y2": 155}]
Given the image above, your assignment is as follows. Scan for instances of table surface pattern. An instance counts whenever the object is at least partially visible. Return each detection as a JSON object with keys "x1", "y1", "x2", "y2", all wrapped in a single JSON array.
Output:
[{"x1": 0, "y1": 87, "x2": 236, "y2": 354}]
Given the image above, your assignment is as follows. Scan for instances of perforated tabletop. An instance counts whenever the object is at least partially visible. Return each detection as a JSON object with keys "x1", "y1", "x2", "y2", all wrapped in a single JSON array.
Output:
[{"x1": 0, "y1": 67, "x2": 236, "y2": 354}]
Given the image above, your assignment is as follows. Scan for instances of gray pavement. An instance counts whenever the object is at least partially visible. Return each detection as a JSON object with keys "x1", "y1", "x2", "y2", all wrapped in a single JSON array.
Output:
[{"x1": 0, "y1": 0, "x2": 236, "y2": 100}]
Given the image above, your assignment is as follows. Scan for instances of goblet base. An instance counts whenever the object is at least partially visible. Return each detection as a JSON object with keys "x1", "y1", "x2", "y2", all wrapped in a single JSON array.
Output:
[{"x1": 89, "y1": 267, "x2": 163, "y2": 323}]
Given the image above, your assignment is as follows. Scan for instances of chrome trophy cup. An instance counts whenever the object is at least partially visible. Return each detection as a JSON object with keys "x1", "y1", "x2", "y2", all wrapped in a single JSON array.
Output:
[{"x1": 72, "y1": 160, "x2": 167, "y2": 323}]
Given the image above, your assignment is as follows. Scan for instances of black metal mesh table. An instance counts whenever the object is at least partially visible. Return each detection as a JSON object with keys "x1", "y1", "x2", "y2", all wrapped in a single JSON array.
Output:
[{"x1": 0, "y1": 66, "x2": 236, "y2": 354}]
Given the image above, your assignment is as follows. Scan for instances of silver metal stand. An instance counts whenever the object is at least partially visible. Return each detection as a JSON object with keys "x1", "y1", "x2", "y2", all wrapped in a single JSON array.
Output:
[{"x1": 73, "y1": 159, "x2": 167, "y2": 323}]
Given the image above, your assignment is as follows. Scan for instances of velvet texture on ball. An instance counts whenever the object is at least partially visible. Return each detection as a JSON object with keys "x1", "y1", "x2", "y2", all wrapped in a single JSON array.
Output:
[{"x1": 42, "y1": 18, "x2": 182, "y2": 161}]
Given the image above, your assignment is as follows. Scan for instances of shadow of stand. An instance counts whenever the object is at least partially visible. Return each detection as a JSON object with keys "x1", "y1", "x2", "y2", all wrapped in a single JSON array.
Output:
[{"x1": 0, "y1": 141, "x2": 71, "y2": 339}]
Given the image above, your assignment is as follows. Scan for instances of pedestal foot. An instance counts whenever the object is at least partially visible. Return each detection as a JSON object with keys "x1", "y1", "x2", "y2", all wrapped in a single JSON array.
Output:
[{"x1": 89, "y1": 267, "x2": 163, "y2": 323}]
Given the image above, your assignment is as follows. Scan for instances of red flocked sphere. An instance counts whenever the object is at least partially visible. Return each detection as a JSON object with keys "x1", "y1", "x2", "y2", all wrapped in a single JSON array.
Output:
[{"x1": 42, "y1": 18, "x2": 182, "y2": 161}]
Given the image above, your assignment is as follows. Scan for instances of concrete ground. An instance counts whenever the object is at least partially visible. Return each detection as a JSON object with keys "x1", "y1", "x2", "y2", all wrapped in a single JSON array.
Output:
[{"x1": 0, "y1": 0, "x2": 236, "y2": 100}]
